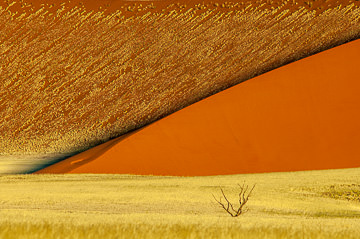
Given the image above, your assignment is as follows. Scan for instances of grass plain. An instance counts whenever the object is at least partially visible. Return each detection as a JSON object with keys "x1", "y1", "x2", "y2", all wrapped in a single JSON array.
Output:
[{"x1": 1, "y1": 167, "x2": 360, "y2": 238}]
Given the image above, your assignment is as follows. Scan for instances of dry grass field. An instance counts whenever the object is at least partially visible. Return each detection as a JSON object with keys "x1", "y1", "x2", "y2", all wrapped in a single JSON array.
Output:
[
  {"x1": 1, "y1": 0, "x2": 360, "y2": 158},
  {"x1": 1, "y1": 167, "x2": 360, "y2": 238}
]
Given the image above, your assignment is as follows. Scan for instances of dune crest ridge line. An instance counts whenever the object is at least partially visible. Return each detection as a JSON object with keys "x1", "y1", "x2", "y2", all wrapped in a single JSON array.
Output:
[
  {"x1": 1, "y1": 1, "x2": 360, "y2": 173},
  {"x1": 36, "y1": 39, "x2": 360, "y2": 176},
  {"x1": 1, "y1": 0, "x2": 360, "y2": 155}
]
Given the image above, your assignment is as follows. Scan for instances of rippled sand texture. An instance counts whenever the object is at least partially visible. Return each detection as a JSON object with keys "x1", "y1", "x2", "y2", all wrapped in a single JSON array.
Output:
[
  {"x1": 1, "y1": 0, "x2": 360, "y2": 156},
  {"x1": 37, "y1": 39, "x2": 360, "y2": 175}
]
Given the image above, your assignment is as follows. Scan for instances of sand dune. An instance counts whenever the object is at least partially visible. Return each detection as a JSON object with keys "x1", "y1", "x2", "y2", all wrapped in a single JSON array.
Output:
[
  {"x1": 36, "y1": 39, "x2": 360, "y2": 175},
  {"x1": 2, "y1": 0, "x2": 360, "y2": 159}
]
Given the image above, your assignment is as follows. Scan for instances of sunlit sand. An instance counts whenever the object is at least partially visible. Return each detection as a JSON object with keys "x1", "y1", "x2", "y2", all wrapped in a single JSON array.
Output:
[{"x1": 37, "y1": 39, "x2": 360, "y2": 175}]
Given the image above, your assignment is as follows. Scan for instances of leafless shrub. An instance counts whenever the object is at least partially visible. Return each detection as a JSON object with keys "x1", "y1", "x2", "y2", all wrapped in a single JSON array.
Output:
[{"x1": 213, "y1": 183, "x2": 255, "y2": 217}]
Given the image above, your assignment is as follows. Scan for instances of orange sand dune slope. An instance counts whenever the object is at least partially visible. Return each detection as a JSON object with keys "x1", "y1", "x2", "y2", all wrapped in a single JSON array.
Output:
[{"x1": 36, "y1": 40, "x2": 360, "y2": 176}]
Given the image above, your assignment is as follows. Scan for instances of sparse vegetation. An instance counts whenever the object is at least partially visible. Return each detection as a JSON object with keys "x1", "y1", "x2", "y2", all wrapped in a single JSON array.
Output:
[
  {"x1": 213, "y1": 183, "x2": 255, "y2": 217},
  {"x1": 1, "y1": 168, "x2": 360, "y2": 238},
  {"x1": 322, "y1": 184, "x2": 360, "y2": 202}
]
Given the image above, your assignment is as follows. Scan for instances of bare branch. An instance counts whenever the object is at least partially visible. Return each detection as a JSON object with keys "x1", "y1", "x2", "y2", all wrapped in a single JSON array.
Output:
[
  {"x1": 219, "y1": 187, "x2": 238, "y2": 213},
  {"x1": 213, "y1": 192, "x2": 235, "y2": 217},
  {"x1": 213, "y1": 184, "x2": 255, "y2": 217}
]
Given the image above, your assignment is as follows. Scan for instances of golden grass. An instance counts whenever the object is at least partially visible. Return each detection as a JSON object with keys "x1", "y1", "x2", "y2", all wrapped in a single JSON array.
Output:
[
  {"x1": 1, "y1": 167, "x2": 360, "y2": 238},
  {"x1": 1, "y1": 1, "x2": 360, "y2": 157},
  {"x1": 321, "y1": 184, "x2": 360, "y2": 202}
]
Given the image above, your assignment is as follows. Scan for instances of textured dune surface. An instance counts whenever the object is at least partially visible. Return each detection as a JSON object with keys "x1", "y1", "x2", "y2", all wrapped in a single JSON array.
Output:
[
  {"x1": 1, "y1": 0, "x2": 360, "y2": 161},
  {"x1": 36, "y1": 39, "x2": 360, "y2": 176}
]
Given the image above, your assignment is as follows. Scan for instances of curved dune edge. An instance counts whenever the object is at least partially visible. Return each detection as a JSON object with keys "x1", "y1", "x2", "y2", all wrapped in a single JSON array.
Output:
[
  {"x1": 36, "y1": 39, "x2": 360, "y2": 176},
  {"x1": 2, "y1": 0, "x2": 360, "y2": 157}
]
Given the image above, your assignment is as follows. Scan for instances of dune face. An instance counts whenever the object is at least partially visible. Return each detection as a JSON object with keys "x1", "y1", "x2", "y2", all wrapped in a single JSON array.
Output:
[
  {"x1": 1, "y1": 0, "x2": 360, "y2": 166},
  {"x1": 36, "y1": 39, "x2": 360, "y2": 176}
]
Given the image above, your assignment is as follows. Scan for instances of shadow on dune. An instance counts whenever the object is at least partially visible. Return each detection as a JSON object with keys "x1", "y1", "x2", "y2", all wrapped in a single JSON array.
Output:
[
  {"x1": 36, "y1": 39, "x2": 360, "y2": 176},
  {"x1": 33, "y1": 129, "x2": 141, "y2": 173}
]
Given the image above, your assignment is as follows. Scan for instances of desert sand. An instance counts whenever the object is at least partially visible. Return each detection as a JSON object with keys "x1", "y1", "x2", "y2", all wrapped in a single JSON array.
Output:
[
  {"x1": 1, "y1": 0, "x2": 360, "y2": 161},
  {"x1": 36, "y1": 39, "x2": 360, "y2": 176}
]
